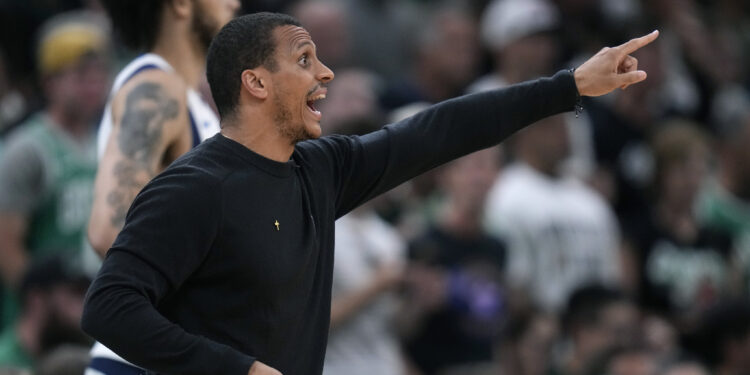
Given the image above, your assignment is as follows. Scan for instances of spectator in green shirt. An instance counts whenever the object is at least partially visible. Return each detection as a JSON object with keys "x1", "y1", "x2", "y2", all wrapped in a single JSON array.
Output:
[{"x1": 0, "y1": 11, "x2": 111, "y2": 329}]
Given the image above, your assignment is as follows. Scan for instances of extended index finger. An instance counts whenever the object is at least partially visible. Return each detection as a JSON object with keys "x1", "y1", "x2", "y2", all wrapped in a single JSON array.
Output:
[{"x1": 615, "y1": 30, "x2": 660, "y2": 56}]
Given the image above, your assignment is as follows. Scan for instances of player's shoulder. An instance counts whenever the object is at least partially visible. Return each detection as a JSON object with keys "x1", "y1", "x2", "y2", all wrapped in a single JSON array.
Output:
[
  {"x1": 114, "y1": 68, "x2": 188, "y2": 105},
  {"x1": 107, "y1": 67, "x2": 190, "y2": 138},
  {"x1": 103, "y1": 64, "x2": 193, "y2": 154}
]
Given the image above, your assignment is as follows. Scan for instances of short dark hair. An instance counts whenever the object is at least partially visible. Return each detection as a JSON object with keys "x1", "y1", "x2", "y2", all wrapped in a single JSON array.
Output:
[
  {"x1": 100, "y1": 0, "x2": 167, "y2": 51},
  {"x1": 19, "y1": 255, "x2": 91, "y2": 308},
  {"x1": 207, "y1": 12, "x2": 301, "y2": 120}
]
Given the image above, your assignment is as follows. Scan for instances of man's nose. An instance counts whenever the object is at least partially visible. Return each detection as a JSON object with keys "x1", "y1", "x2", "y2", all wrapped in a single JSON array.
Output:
[{"x1": 316, "y1": 62, "x2": 334, "y2": 83}]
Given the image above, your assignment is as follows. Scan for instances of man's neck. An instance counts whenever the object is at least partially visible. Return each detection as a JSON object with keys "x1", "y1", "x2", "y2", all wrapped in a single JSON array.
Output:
[
  {"x1": 152, "y1": 30, "x2": 205, "y2": 89},
  {"x1": 220, "y1": 118, "x2": 295, "y2": 163}
]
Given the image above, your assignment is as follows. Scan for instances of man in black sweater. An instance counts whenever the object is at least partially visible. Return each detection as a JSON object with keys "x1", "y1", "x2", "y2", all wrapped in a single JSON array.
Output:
[{"x1": 81, "y1": 12, "x2": 658, "y2": 375}]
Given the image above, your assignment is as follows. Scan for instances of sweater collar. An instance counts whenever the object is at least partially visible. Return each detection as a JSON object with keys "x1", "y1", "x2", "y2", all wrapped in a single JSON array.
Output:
[{"x1": 214, "y1": 133, "x2": 297, "y2": 177}]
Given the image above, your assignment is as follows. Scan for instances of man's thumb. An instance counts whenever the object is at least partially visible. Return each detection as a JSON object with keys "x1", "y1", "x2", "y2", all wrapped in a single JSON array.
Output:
[{"x1": 618, "y1": 70, "x2": 647, "y2": 86}]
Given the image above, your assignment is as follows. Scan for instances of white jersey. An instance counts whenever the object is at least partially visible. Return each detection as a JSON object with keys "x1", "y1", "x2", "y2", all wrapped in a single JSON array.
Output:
[
  {"x1": 324, "y1": 212, "x2": 406, "y2": 375},
  {"x1": 484, "y1": 163, "x2": 621, "y2": 312},
  {"x1": 97, "y1": 53, "x2": 220, "y2": 158},
  {"x1": 88, "y1": 53, "x2": 220, "y2": 374}
]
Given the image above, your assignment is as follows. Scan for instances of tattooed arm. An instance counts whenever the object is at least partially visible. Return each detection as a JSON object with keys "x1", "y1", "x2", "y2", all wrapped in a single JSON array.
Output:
[{"x1": 89, "y1": 71, "x2": 192, "y2": 257}]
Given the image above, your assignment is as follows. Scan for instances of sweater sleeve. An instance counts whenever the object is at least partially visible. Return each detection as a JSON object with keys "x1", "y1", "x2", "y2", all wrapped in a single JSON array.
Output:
[
  {"x1": 327, "y1": 69, "x2": 579, "y2": 217},
  {"x1": 80, "y1": 166, "x2": 256, "y2": 375}
]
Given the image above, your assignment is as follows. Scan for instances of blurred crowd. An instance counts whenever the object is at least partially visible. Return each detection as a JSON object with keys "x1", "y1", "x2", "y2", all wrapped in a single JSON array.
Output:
[{"x1": 1, "y1": 0, "x2": 750, "y2": 374}]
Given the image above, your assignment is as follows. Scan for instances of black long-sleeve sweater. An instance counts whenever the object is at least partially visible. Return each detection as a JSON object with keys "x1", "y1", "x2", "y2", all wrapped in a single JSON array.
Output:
[{"x1": 81, "y1": 70, "x2": 578, "y2": 375}]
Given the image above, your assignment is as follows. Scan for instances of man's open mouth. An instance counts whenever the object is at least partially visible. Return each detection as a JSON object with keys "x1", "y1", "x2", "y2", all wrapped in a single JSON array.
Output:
[{"x1": 307, "y1": 93, "x2": 325, "y2": 114}]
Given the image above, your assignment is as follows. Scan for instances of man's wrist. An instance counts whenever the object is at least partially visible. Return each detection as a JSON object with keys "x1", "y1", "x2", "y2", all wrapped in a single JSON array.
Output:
[{"x1": 569, "y1": 68, "x2": 584, "y2": 117}]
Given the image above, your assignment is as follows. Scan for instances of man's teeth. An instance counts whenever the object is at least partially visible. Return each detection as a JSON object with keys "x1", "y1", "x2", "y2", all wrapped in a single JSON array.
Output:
[{"x1": 309, "y1": 94, "x2": 326, "y2": 101}]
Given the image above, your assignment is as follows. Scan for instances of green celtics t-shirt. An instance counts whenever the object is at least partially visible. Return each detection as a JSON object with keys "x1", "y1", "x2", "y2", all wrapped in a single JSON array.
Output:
[
  {"x1": 0, "y1": 113, "x2": 97, "y2": 256},
  {"x1": 0, "y1": 112, "x2": 97, "y2": 328}
]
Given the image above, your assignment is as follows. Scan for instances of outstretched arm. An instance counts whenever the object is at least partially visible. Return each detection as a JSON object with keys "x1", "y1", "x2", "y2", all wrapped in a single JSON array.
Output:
[
  {"x1": 88, "y1": 70, "x2": 192, "y2": 257},
  {"x1": 315, "y1": 31, "x2": 660, "y2": 217}
]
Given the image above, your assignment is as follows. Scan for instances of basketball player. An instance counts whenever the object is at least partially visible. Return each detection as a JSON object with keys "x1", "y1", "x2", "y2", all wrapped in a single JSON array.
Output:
[{"x1": 85, "y1": 0, "x2": 239, "y2": 374}]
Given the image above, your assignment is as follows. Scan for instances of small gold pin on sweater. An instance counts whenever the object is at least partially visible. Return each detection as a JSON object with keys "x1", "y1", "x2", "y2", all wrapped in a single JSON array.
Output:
[{"x1": 274, "y1": 220, "x2": 280, "y2": 231}]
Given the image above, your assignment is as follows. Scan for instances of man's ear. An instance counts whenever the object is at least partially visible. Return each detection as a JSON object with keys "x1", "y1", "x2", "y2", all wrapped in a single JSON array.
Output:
[{"x1": 241, "y1": 69, "x2": 269, "y2": 100}]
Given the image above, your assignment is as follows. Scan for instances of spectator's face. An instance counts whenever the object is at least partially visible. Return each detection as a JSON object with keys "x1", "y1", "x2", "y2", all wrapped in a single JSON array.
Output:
[
  {"x1": 291, "y1": 2, "x2": 349, "y2": 69},
  {"x1": 600, "y1": 301, "x2": 640, "y2": 348},
  {"x1": 501, "y1": 33, "x2": 558, "y2": 80},
  {"x1": 659, "y1": 147, "x2": 709, "y2": 205},
  {"x1": 421, "y1": 11, "x2": 479, "y2": 94},
  {"x1": 38, "y1": 284, "x2": 92, "y2": 354},
  {"x1": 643, "y1": 315, "x2": 678, "y2": 360},
  {"x1": 268, "y1": 25, "x2": 334, "y2": 143},
  {"x1": 192, "y1": 0, "x2": 240, "y2": 51},
  {"x1": 46, "y1": 285, "x2": 86, "y2": 332},
  {"x1": 575, "y1": 301, "x2": 640, "y2": 363},
  {"x1": 441, "y1": 147, "x2": 501, "y2": 213},
  {"x1": 518, "y1": 114, "x2": 569, "y2": 174},
  {"x1": 48, "y1": 55, "x2": 110, "y2": 123}
]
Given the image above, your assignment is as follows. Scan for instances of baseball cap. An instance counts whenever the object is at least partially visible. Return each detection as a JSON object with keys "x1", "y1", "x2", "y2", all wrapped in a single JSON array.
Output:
[
  {"x1": 37, "y1": 11, "x2": 110, "y2": 76},
  {"x1": 480, "y1": 0, "x2": 560, "y2": 51}
]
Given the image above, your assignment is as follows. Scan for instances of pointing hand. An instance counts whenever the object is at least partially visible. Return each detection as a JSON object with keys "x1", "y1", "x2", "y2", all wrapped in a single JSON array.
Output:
[{"x1": 573, "y1": 30, "x2": 660, "y2": 97}]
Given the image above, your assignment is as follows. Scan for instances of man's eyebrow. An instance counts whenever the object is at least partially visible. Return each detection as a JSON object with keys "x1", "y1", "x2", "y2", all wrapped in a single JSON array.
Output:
[{"x1": 292, "y1": 40, "x2": 314, "y2": 51}]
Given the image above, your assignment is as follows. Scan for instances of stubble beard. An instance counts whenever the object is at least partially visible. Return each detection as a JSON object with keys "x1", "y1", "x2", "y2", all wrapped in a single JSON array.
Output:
[
  {"x1": 272, "y1": 92, "x2": 314, "y2": 145},
  {"x1": 191, "y1": 1, "x2": 220, "y2": 52}
]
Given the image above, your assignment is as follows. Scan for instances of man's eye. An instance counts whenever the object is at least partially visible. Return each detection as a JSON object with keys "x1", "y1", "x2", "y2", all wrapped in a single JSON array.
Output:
[{"x1": 299, "y1": 55, "x2": 308, "y2": 66}]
